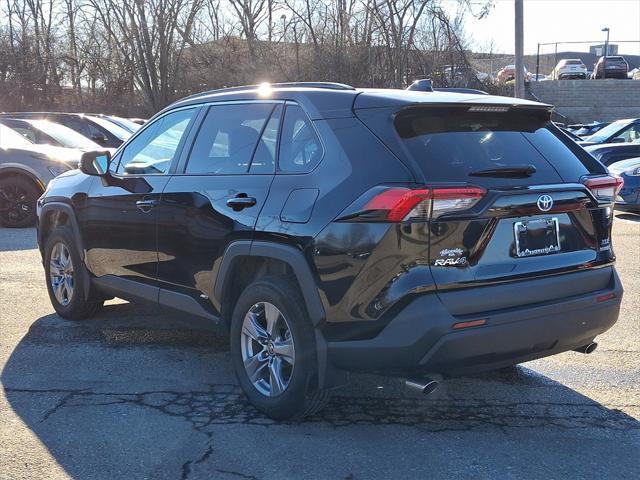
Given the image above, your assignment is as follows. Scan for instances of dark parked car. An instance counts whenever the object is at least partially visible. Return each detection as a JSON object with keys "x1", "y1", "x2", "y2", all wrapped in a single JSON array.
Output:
[
  {"x1": 0, "y1": 124, "x2": 80, "y2": 227},
  {"x1": 559, "y1": 126, "x2": 581, "y2": 142},
  {"x1": 568, "y1": 122, "x2": 610, "y2": 138},
  {"x1": 591, "y1": 56, "x2": 629, "y2": 79},
  {"x1": 0, "y1": 112, "x2": 131, "y2": 148},
  {"x1": 609, "y1": 157, "x2": 640, "y2": 212},
  {"x1": 90, "y1": 114, "x2": 141, "y2": 134},
  {"x1": 0, "y1": 118, "x2": 103, "y2": 150},
  {"x1": 578, "y1": 118, "x2": 640, "y2": 147},
  {"x1": 37, "y1": 83, "x2": 624, "y2": 419},
  {"x1": 585, "y1": 140, "x2": 640, "y2": 166}
]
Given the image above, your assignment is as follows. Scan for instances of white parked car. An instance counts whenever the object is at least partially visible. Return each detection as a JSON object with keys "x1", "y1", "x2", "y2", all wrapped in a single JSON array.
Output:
[{"x1": 551, "y1": 59, "x2": 588, "y2": 80}]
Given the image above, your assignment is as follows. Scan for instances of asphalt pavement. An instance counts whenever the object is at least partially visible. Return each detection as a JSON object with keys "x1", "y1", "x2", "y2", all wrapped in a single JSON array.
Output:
[{"x1": 1, "y1": 214, "x2": 639, "y2": 479}]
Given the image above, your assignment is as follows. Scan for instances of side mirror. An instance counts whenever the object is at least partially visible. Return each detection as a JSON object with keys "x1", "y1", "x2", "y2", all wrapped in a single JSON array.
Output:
[
  {"x1": 610, "y1": 137, "x2": 626, "y2": 144},
  {"x1": 91, "y1": 133, "x2": 109, "y2": 145},
  {"x1": 80, "y1": 151, "x2": 111, "y2": 176}
]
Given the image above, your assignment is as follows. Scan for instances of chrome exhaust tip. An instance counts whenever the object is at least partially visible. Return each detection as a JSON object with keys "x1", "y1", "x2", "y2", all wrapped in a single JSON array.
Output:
[
  {"x1": 405, "y1": 377, "x2": 440, "y2": 395},
  {"x1": 573, "y1": 342, "x2": 598, "y2": 354}
]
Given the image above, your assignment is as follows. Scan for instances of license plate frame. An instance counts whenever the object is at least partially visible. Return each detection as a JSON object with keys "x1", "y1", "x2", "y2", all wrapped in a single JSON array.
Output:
[{"x1": 513, "y1": 217, "x2": 561, "y2": 258}]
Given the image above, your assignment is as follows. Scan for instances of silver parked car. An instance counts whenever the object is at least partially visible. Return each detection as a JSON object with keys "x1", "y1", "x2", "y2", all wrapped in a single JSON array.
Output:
[{"x1": 0, "y1": 124, "x2": 83, "y2": 227}]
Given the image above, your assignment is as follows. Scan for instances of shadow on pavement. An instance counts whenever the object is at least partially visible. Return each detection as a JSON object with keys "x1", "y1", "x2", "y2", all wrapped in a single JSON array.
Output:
[
  {"x1": 2, "y1": 302, "x2": 639, "y2": 479},
  {"x1": 615, "y1": 212, "x2": 640, "y2": 222}
]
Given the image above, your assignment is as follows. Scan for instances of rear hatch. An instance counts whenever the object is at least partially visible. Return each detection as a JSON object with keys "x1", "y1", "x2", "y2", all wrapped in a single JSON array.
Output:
[{"x1": 355, "y1": 99, "x2": 620, "y2": 312}]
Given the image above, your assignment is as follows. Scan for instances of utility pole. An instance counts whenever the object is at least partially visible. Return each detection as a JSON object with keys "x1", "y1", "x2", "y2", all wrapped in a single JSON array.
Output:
[
  {"x1": 514, "y1": 0, "x2": 525, "y2": 98},
  {"x1": 602, "y1": 27, "x2": 610, "y2": 79}
]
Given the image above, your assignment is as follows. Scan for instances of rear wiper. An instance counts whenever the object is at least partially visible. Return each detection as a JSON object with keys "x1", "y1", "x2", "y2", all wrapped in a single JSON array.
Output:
[{"x1": 469, "y1": 164, "x2": 537, "y2": 178}]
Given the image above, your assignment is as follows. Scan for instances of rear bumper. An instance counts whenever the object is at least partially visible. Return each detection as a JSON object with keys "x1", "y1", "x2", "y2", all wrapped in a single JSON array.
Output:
[
  {"x1": 326, "y1": 267, "x2": 622, "y2": 376},
  {"x1": 559, "y1": 72, "x2": 586, "y2": 79}
]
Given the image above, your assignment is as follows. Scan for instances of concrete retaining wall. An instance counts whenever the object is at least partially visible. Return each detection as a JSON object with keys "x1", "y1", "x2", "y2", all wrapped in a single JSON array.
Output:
[{"x1": 528, "y1": 80, "x2": 640, "y2": 123}]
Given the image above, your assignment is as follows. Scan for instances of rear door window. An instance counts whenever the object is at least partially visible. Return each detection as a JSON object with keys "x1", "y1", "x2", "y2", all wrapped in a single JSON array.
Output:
[{"x1": 186, "y1": 103, "x2": 276, "y2": 175}]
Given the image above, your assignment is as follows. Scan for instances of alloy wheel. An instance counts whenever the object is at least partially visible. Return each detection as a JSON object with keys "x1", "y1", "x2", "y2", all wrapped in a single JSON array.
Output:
[
  {"x1": 49, "y1": 242, "x2": 74, "y2": 306},
  {"x1": 240, "y1": 301, "x2": 295, "y2": 397},
  {"x1": 0, "y1": 184, "x2": 33, "y2": 224}
]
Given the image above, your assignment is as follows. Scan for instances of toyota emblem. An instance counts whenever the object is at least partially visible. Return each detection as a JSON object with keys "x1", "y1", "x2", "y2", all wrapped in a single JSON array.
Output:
[{"x1": 537, "y1": 194, "x2": 554, "y2": 212}]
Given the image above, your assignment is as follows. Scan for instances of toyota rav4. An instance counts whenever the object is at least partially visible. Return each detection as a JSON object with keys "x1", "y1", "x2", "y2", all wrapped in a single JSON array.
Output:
[{"x1": 37, "y1": 83, "x2": 624, "y2": 419}]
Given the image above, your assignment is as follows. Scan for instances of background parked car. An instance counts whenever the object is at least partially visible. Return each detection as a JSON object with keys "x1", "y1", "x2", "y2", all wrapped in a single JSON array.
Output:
[
  {"x1": 559, "y1": 127, "x2": 582, "y2": 142},
  {"x1": 0, "y1": 118, "x2": 103, "y2": 150},
  {"x1": 551, "y1": 59, "x2": 587, "y2": 80},
  {"x1": 0, "y1": 124, "x2": 82, "y2": 227},
  {"x1": 530, "y1": 73, "x2": 548, "y2": 81},
  {"x1": 569, "y1": 121, "x2": 611, "y2": 138},
  {"x1": 91, "y1": 114, "x2": 141, "y2": 134},
  {"x1": 0, "y1": 112, "x2": 131, "y2": 148},
  {"x1": 585, "y1": 139, "x2": 640, "y2": 166},
  {"x1": 496, "y1": 64, "x2": 531, "y2": 84},
  {"x1": 579, "y1": 118, "x2": 640, "y2": 146},
  {"x1": 591, "y1": 56, "x2": 629, "y2": 79},
  {"x1": 608, "y1": 157, "x2": 640, "y2": 213}
]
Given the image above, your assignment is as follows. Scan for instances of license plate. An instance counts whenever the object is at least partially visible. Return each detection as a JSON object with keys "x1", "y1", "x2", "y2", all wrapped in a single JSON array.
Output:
[{"x1": 513, "y1": 218, "x2": 561, "y2": 258}]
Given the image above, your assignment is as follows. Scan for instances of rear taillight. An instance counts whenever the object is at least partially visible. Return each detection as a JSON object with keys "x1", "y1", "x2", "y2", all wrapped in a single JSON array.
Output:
[
  {"x1": 583, "y1": 176, "x2": 624, "y2": 201},
  {"x1": 364, "y1": 186, "x2": 486, "y2": 221}
]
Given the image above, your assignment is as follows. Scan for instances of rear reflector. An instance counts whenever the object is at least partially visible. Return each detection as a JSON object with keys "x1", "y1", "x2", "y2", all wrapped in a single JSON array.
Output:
[
  {"x1": 452, "y1": 319, "x2": 487, "y2": 330},
  {"x1": 596, "y1": 293, "x2": 616, "y2": 303},
  {"x1": 583, "y1": 176, "x2": 624, "y2": 201},
  {"x1": 364, "y1": 186, "x2": 486, "y2": 221}
]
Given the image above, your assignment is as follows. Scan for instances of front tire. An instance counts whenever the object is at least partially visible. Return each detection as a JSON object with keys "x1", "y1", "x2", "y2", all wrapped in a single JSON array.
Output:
[
  {"x1": 230, "y1": 276, "x2": 329, "y2": 420},
  {"x1": 44, "y1": 226, "x2": 103, "y2": 320}
]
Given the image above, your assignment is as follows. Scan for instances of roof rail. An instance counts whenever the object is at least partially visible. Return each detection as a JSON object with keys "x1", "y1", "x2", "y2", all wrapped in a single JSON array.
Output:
[{"x1": 186, "y1": 82, "x2": 356, "y2": 99}]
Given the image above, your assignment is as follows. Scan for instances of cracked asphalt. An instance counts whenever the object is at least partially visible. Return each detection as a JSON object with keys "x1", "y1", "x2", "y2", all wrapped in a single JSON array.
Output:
[{"x1": 1, "y1": 214, "x2": 639, "y2": 480}]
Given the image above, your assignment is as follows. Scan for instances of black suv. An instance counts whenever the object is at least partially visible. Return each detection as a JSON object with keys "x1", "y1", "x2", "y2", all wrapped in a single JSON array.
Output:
[{"x1": 37, "y1": 83, "x2": 624, "y2": 419}]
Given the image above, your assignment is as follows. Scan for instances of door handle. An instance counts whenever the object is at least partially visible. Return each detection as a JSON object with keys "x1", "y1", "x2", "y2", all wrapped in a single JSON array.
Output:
[
  {"x1": 136, "y1": 198, "x2": 160, "y2": 213},
  {"x1": 226, "y1": 195, "x2": 257, "y2": 211}
]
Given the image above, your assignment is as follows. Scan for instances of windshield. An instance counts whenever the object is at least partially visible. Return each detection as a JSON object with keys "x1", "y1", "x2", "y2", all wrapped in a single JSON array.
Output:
[
  {"x1": 31, "y1": 120, "x2": 101, "y2": 149},
  {"x1": 587, "y1": 120, "x2": 628, "y2": 143},
  {"x1": 86, "y1": 116, "x2": 131, "y2": 140},
  {"x1": 0, "y1": 124, "x2": 33, "y2": 148}
]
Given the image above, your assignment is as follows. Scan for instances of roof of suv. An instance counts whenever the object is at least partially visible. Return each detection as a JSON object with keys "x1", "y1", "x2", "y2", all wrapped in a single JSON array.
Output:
[{"x1": 166, "y1": 83, "x2": 550, "y2": 121}]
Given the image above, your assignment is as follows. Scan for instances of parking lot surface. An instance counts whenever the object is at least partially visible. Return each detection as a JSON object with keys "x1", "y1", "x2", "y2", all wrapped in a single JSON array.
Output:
[{"x1": 1, "y1": 215, "x2": 639, "y2": 480}]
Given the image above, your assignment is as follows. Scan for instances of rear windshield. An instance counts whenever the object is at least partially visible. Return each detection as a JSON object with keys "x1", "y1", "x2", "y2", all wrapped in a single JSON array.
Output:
[
  {"x1": 566, "y1": 60, "x2": 582, "y2": 65},
  {"x1": 393, "y1": 106, "x2": 604, "y2": 186}
]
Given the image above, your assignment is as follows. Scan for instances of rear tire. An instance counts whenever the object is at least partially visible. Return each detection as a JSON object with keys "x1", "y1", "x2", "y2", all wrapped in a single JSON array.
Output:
[
  {"x1": 0, "y1": 175, "x2": 40, "y2": 228},
  {"x1": 230, "y1": 275, "x2": 329, "y2": 420},
  {"x1": 44, "y1": 226, "x2": 103, "y2": 320}
]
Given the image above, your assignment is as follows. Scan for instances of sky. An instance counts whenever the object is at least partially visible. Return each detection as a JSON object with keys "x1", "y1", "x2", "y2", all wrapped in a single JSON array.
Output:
[{"x1": 444, "y1": 0, "x2": 640, "y2": 55}]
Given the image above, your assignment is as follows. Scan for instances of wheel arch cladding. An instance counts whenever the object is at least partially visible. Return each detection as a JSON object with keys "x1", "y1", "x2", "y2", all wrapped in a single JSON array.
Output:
[
  {"x1": 215, "y1": 240, "x2": 326, "y2": 327},
  {"x1": 38, "y1": 203, "x2": 92, "y2": 301}
]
